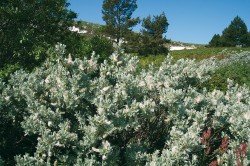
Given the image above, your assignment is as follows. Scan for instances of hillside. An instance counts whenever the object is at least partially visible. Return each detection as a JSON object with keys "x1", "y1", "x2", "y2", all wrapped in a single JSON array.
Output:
[
  {"x1": 72, "y1": 20, "x2": 105, "y2": 37},
  {"x1": 71, "y1": 20, "x2": 204, "y2": 48},
  {"x1": 70, "y1": 20, "x2": 250, "y2": 62}
]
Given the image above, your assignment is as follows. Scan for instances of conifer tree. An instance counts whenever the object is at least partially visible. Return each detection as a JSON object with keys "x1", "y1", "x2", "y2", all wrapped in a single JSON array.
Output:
[
  {"x1": 102, "y1": 0, "x2": 139, "y2": 43},
  {"x1": 221, "y1": 16, "x2": 248, "y2": 47},
  {"x1": 140, "y1": 12, "x2": 169, "y2": 55},
  {"x1": 209, "y1": 16, "x2": 248, "y2": 47},
  {"x1": 209, "y1": 34, "x2": 221, "y2": 47}
]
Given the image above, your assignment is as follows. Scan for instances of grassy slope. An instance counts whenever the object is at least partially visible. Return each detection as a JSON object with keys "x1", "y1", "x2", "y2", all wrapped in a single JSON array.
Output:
[
  {"x1": 139, "y1": 47, "x2": 250, "y2": 68},
  {"x1": 72, "y1": 20, "x2": 105, "y2": 38}
]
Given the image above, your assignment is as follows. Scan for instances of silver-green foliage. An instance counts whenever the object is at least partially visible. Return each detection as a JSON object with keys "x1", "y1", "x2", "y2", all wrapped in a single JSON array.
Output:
[{"x1": 1, "y1": 45, "x2": 250, "y2": 165}]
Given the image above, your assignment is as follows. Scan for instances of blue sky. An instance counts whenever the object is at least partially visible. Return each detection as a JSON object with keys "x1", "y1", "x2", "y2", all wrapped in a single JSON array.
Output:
[{"x1": 68, "y1": 0, "x2": 250, "y2": 44}]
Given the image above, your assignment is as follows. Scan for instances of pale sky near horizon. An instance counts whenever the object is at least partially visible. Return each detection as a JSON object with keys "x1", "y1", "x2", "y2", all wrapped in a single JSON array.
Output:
[{"x1": 68, "y1": 0, "x2": 250, "y2": 44}]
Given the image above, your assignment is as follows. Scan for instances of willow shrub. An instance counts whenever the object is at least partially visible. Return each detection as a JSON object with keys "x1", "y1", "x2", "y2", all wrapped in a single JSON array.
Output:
[{"x1": 0, "y1": 44, "x2": 250, "y2": 165}]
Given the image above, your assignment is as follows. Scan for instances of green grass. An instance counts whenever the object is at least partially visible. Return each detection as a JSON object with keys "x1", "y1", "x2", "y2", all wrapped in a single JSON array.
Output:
[
  {"x1": 138, "y1": 47, "x2": 250, "y2": 68},
  {"x1": 170, "y1": 47, "x2": 250, "y2": 61},
  {"x1": 203, "y1": 60, "x2": 250, "y2": 91},
  {"x1": 138, "y1": 54, "x2": 167, "y2": 69}
]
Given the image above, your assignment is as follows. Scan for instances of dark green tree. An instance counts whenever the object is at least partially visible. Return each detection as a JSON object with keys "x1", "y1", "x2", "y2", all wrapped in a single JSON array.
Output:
[
  {"x1": 140, "y1": 12, "x2": 169, "y2": 55},
  {"x1": 0, "y1": 0, "x2": 77, "y2": 74},
  {"x1": 209, "y1": 34, "x2": 221, "y2": 47},
  {"x1": 123, "y1": 31, "x2": 142, "y2": 53},
  {"x1": 102, "y1": 0, "x2": 140, "y2": 43},
  {"x1": 220, "y1": 16, "x2": 248, "y2": 47},
  {"x1": 246, "y1": 32, "x2": 250, "y2": 46}
]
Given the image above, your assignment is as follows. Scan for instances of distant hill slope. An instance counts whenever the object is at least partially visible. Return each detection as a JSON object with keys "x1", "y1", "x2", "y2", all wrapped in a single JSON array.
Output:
[
  {"x1": 71, "y1": 20, "x2": 205, "y2": 47},
  {"x1": 71, "y1": 20, "x2": 105, "y2": 37}
]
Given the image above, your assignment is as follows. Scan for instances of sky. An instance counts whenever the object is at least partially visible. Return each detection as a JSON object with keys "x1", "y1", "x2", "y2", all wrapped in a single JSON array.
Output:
[{"x1": 68, "y1": 0, "x2": 250, "y2": 44}]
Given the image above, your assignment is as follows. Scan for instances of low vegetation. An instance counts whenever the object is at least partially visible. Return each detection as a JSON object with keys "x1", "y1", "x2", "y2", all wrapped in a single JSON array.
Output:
[
  {"x1": 1, "y1": 45, "x2": 250, "y2": 165},
  {"x1": 1, "y1": 0, "x2": 250, "y2": 165},
  {"x1": 139, "y1": 47, "x2": 250, "y2": 66}
]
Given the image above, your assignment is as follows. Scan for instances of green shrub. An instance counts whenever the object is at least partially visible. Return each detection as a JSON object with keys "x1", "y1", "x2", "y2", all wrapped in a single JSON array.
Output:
[
  {"x1": 74, "y1": 36, "x2": 114, "y2": 63},
  {"x1": 204, "y1": 52, "x2": 250, "y2": 91},
  {"x1": 90, "y1": 35, "x2": 114, "y2": 62},
  {"x1": 0, "y1": 64, "x2": 21, "y2": 82}
]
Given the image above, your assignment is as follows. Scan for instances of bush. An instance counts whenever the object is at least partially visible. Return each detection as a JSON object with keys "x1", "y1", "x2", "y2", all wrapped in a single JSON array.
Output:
[
  {"x1": 1, "y1": 46, "x2": 250, "y2": 165},
  {"x1": 0, "y1": 64, "x2": 21, "y2": 82},
  {"x1": 90, "y1": 35, "x2": 114, "y2": 62},
  {"x1": 138, "y1": 36, "x2": 169, "y2": 56},
  {"x1": 74, "y1": 36, "x2": 114, "y2": 63},
  {"x1": 204, "y1": 52, "x2": 250, "y2": 91}
]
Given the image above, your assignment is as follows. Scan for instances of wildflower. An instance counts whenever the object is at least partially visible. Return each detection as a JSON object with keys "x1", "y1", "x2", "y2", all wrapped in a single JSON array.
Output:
[
  {"x1": 202, "y1": 128, "x2": 212, "y2": 154},
  {"x1": 236, "y1": 143, "x2": 248, "y2": 158},
  {"x1": 202, "y1": 128, "x2": 211, "y2": 145},
  {"x1": 219, "y1": 136, "x2": 229, "y2": 152},
  {"x1": 209, "y1": 160, "x2": 218, "y2": 166},
  {"x1": 236, "y1": 143, "x2": 248, "y2": 166}
]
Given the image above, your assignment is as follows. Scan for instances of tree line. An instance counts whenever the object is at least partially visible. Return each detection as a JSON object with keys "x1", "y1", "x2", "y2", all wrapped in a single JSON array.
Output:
[{"x1": 209, "y1": 16, "x2": 250, "y2": 47}]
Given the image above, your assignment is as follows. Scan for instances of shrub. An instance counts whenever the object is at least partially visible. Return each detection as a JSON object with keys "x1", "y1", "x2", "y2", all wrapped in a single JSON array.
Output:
[
  {"x1": 204, "y1": 51, "x2": 250, "y2": 91},
  {"x1": 73, "y1": 36, "x2": 114, "y2": 63},
  {"x1": 90, "y1": 35, "x2": 114, "y2": 62},
  {"x1": 1, "y1": 45, "x2": 250, "y2": 165}
]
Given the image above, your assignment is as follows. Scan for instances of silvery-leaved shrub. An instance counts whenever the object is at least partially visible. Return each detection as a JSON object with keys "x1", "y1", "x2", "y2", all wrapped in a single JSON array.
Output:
[{"x1": 1, "y1": 44, "x2": 250, "y2": 165}]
